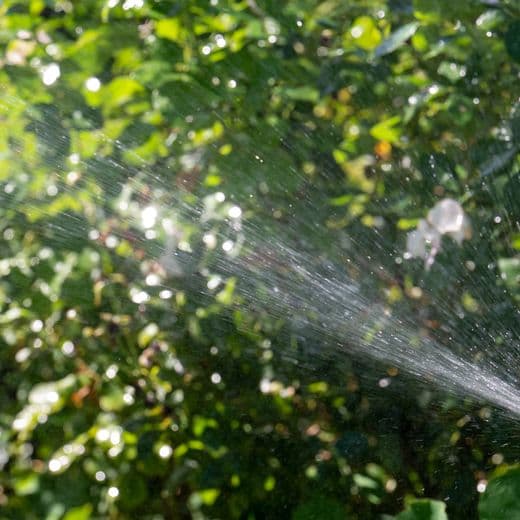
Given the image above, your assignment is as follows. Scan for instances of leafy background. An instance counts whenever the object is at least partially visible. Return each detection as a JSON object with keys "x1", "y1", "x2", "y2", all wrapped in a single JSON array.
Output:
[{"x1": 0, "y1": 0, "x2": 519, "y2": 518}]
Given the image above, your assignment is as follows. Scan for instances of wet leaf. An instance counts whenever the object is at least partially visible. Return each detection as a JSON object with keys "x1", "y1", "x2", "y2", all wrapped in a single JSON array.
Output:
[
  {"x1": 498, "y1": 257, "x2": 520, "y2": 300},
  {"x1": 395, "y1": 499, "x2": 448, "y2": 519},
  {"x1": 374, "y1": 22, "x2": 420, "y2": 57},
  {"x1": 479, "y1": 466, "x2": 520, "y2": 519}
]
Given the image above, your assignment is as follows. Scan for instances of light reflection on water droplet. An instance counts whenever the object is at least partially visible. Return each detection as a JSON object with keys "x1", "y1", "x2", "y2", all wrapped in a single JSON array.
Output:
[
  {"x1": 141, "y1": 206, "x2": 157, "y2": 228},
  {"x1": 31, "y1": 320, "x2": 44, "y2": 333},
  {"x1": 158, "y1": 444, "x2": 173, "y2": 458},
  {"x1": 106, "y1": 364, "x2": 118, "y2": 379},
  {"x1": 62, "y1": 341, "x2": 75, "y2": 356},
  {"x1": 15, "y1": 348, "x2": 31, "y2": 363},
  {"x1": 222, "y1": 240, "x2": 234, "y2": 252},
  {"x1": 207, "y1": 275, "x2": 222, "y2": 290},
  {"x1": 159, "y1": 290, "x2": 173, "y2": 299},
  {"x1": 109, "y1": 428, "x2": 122, "y2": 445},
  {"x1": 215, "y1": 34, "x2": 226, "y2": 48},
  {"x1": 108, "y1": 486, "x2": 119, "y2": 498},
  {"x1": 85, "y1": 77, "x2": 101, "y2": 92},
  {"x1": 131, "y1": 290, "x2": 149, "y2": 304},
  {"x1": 203, "y1": 233, "x2": 217, "y2": 249},
  {"x1": 144, "y1": 274, "x2": 159, "y2": 287},
  {"x1": 96, "y1": 428, "x2": 110, "y2": 442},
  {"x1": 69, "y1": 153, "x2": 80, "y2": 164},
  {"x1": 41, "y1": 63, "x2": 60, "y2": 85},
  {"x1": 105, "y1": 235, "x2": 118, "y2": 248},
  {"x1": 48, "y1": 458, "x2": 62, "y2": 472},
  {"x1": 228, "y1": 205, "x2": 242, "y2": 218}
]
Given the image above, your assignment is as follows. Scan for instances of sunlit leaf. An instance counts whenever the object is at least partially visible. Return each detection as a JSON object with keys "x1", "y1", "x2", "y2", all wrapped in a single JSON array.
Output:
[
  {"x1": 62, "y1": 504, "x2": 93, "y2": 520},
  {"x1": 348, "y1": 16, "x2": 382, "y2": 51},
  {"x1": 156, "y1": 18, "x2": 184, "y2": 43},
  {"x1": 370, "y1": 116, "x2": 402, "y2": 143}
]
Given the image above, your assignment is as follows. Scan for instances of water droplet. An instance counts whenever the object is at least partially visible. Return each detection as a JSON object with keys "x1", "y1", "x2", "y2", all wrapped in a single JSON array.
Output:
[
  {"x1": 108, "y1": 486, "x2": 119, "y2": 498},
  {"x1": 228, "y1": 205, "x2": 242, "y2": 219},
  {"x1": 141, "y1": 206, "x2": 157, "y2": 229},
  {"x1": 62, "y1": 341, "x2": 75, "y2": 356},
  {"x1": 40, "y1": 63, "x2": 60, "y2": 86},
  {"x1": 106, "y1": 364, "x2": 118, "y2": 379},
  {"x1": 159, "y1": 290, "x2": 173, "y2": 299},
  {"x1": 477, "y1": 480, "x2": 487, "y2": 493},
  {"x1": 31, "y1": 320, "x2": 44, "y2": 333},
  {"x1": 222, "y1": 240, "x2": 234, "y2": 252},
  {"x1": 145, "y1": 274, "x2": 161, "y2": 286},
  {"x1": 215, "y1": 34, "x2": 226, "y2": 48},
  {"x1": 159, "y1": 445, "x2": 173, "y2": 458},
  {"x1": 48, "y1": 458, "x2": 62, "y2": 472}
]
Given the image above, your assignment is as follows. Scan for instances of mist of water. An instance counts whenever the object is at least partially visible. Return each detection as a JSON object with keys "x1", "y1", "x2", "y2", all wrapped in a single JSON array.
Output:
[
  {"x1": 2, "y1": 91, "x2": 519, "y2": 419},
  {"x1": 211, "y1": 230, "x2": 520, "y2": 418}
]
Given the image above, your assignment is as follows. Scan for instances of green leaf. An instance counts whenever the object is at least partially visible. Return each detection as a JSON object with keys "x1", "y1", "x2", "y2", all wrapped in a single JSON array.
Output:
[
  {"x1": 437, "y1": 61, "x2": 466, "y2": 83},
  {"x1": 216, "y1": 278, "x2": 236, "y2": 305},
  {"x1": 29, "y1": 374, "x2": 76, "y2": 406},
  {"x1": 374, "y1": 22, "x2": 420, "y2": 57},
  {"x1": 282, "y1": 87, "x2": 320, "y2": 103},
  {"x1": 370, "y1": 116, "x2": 402, "y2": 143},
  {"x1": 13, "y1": 473, "x2": 40, "y2": 496},
  {"x1": 479, "y1": 465, "x2": 520, "y2": 519},
  {"x1": 119, "y1": 473, "x2": 148, "y2": 509},
  {"x1": 498, "y1": 257, "x2": 520, "y2": 300},
  {"x1": 329, "y1": 194, "x2": 353, "y2": 206},
  {"x1": 198, "y1": 488, "x2": 220, "y2": 506},
  {"x1": 192, "y1": 415, "x2": 218, "y2": 437},
  {"x1": 505, "y1": 22, "x2": 520, "y2": 62},
  {"x1": 102, "y1": 77, "x2": 144, "y2": 112},
  {"x1": 137, "y1": 323, "x2": 159, "y2": 347},
  {"x1": 62, "y1": 504, "x2": 93, "y2": 520},
  {"x1": 293, "y1": 496, "x2": 345, "y2": 520},
  {"x1": 475, "y1": 10, "x2": 506, "y2": 31},
  {"x1": 348, "y1": 16, "x2": 382, "y2": 51},
  {"x1": 308, "y1": 381, "x2": 328, "y2": 393},
  {"x1": 264, "y1": 475, "x2": 276, "y2": 491},
  {"x1": 353, "y1": 473, "x2": 379, "y2": 490},
  {"x1": 99, "y1": 385, "x2": 126, "y2": 412},
  {"x1": 395, "y1": 499, "x2": 448, "y2": 520},
  {"x1": 156, "y1": 18, "x2": 184, "y2": 43}
]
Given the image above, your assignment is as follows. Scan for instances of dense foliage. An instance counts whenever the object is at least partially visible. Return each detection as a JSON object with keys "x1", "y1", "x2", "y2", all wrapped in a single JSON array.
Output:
[{"x1": 0, "y1": 0, "x2": 519, "y2": 518}]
